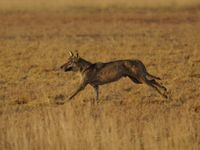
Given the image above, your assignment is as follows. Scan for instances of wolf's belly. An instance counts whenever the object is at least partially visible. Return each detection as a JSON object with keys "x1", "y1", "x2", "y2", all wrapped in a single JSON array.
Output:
[{"x1": 91, "y1": 71, "x2": 124, "y2": 85}]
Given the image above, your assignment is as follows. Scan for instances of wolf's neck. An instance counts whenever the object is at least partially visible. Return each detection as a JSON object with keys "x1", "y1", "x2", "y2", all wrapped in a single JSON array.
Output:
[{"x1": 79, "y1": 58, "x2": 92, "y2": 73}]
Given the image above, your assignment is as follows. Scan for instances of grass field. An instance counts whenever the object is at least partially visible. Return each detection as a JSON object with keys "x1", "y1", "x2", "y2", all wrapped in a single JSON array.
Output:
[{"x1": 0, "y1": 0, "x2": 200, "y2": 150}]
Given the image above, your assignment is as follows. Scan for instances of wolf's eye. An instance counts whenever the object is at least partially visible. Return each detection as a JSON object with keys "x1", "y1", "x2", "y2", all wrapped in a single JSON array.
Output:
[{"x1": 72, "y1": 58, "x2": 79, "y2": 63}]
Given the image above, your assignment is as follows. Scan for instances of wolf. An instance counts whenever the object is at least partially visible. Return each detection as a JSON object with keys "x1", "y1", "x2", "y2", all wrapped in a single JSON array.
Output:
[{"x1": 60, "y1": 51, "x2": 168, "y2": 102}]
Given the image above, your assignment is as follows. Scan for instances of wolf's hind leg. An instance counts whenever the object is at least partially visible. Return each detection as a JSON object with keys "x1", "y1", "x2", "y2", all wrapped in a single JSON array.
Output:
[
  {"x1": 142, "y1": 77, "x2": 168, "y2": 99},
  {"x1": 128, "y1": 76, "x2": 142, "y2": 84},
  {"x1": 150, "y1": 79, "x2": 167, "y2": 91}
]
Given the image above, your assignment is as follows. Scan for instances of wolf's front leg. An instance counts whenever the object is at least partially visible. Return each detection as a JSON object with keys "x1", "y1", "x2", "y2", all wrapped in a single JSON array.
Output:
[
  {"x1": 92, "y1": 85, "x2": 99, "y2": 101},
  {"x1": 68, "y1": 83, "x2": 87, "y2": 101}
]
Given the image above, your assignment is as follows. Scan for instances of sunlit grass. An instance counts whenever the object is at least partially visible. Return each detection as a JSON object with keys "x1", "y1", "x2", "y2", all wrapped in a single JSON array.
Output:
[
  {"x1": 0, "y1": 0, "x2": 200, "y2": 12},
  {"x1": 0, "y1": 1, "x2": 200, "y2": 150}
]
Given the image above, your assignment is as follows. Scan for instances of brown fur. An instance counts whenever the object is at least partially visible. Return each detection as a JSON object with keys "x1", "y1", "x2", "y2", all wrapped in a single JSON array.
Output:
[{"x1": 60, "y1": 51, "x2": 168, "y2": 102}]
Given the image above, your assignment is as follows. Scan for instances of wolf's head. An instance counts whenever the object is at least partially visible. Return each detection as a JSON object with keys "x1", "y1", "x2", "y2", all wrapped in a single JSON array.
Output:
[{"x1": 60, "y1": 51, "x2": 82, "y2": 72}]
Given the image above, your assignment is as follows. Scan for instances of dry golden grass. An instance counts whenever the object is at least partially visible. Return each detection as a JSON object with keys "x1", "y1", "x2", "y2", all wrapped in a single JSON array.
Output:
[
  {"x1": 0, "y1": 0, "x2": 200, "y2": 12},
  {"x1": 0, "y1": 1, "x2": 200, "y2": 150}
]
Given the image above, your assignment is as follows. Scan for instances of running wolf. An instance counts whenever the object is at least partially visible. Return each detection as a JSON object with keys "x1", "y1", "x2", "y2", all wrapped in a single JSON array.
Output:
[{"x1": 60, "y1": 51, "x2": 168, "y2": 101}]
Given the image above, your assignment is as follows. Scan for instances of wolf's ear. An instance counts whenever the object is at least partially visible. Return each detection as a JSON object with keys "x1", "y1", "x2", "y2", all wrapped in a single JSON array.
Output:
[
  {"x1": 75, "y1": 51, "x2": 79, "y2": 58},
  {"x1": 68, "y1": 51, "x2": 73, "y2": 57}
]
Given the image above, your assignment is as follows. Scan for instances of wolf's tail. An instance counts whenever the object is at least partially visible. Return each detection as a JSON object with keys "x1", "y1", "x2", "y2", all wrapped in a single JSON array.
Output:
[{"x1": 146, "y1": 73, "x2": 161, "y2": 80}]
